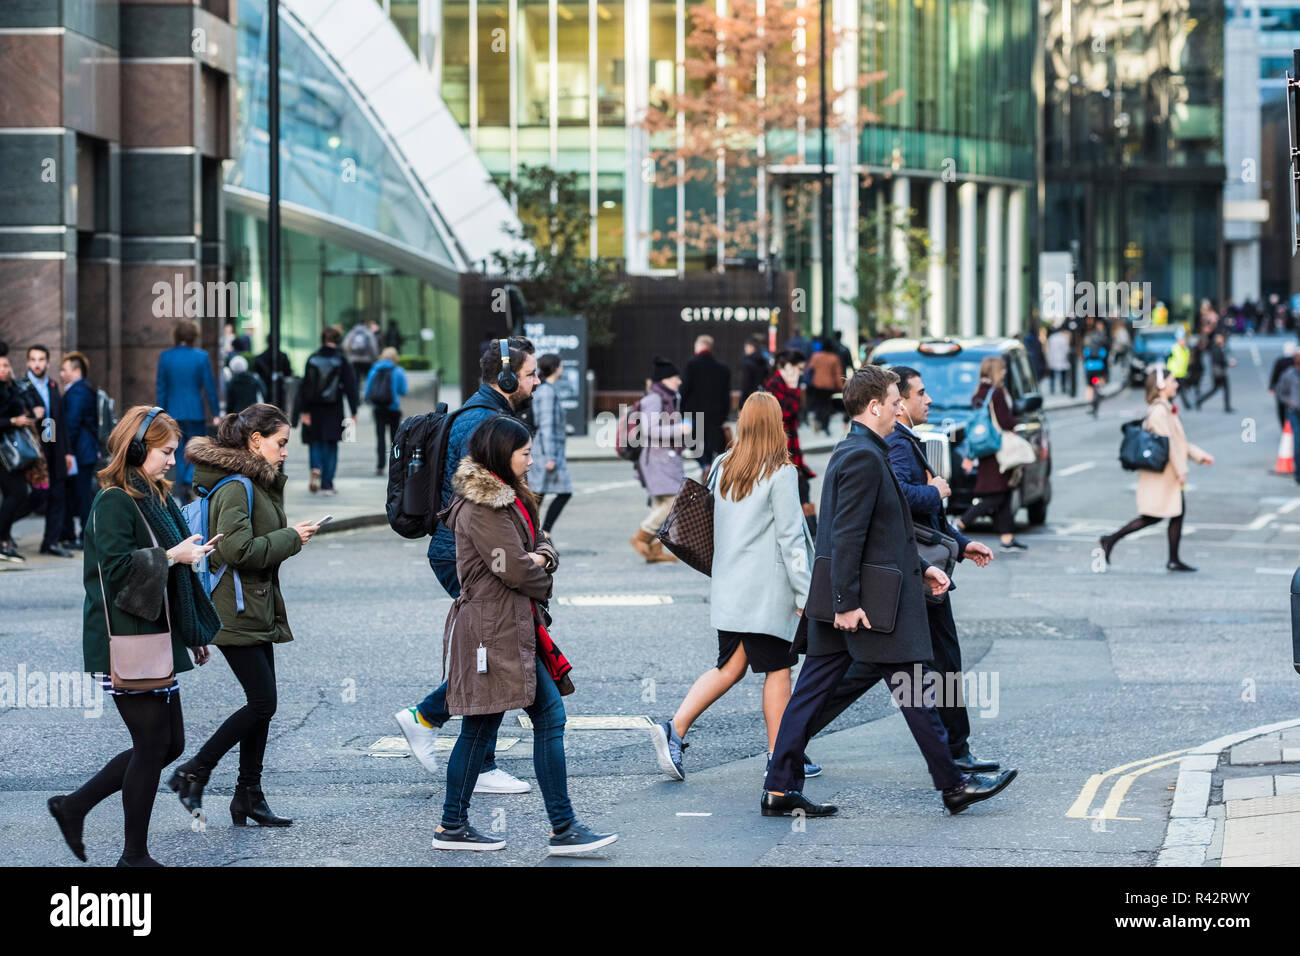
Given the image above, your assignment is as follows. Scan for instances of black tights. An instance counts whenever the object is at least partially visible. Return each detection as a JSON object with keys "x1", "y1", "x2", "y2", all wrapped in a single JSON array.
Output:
[
  {"x1": 959, "y1": 491, "x2": 1013, "y2": 536},
  {"x1": 63, "y1": 691, "x2": 184, "y2": 862},
  {"x1": 191, "y1": 643, "x2": 277, "y2": 788},
  {"x1": 1107, "y1": 510, "x2": 1184, "y2": 563},
  {"x1": 538, "y1": 493, "x2": 572, "y2": 533}
]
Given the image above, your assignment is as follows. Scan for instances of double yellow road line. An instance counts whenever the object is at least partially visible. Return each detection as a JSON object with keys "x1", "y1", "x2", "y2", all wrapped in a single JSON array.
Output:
[{"x1": 1066, "y1": 749, "x2": 1190, "y2": 821}]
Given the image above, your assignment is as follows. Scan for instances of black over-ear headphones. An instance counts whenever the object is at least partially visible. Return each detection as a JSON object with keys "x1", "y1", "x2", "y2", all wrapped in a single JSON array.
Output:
[
  {"x1": 127, "y1": 406, "x2": 164, "y2": 467},
  {"x1": 496, "y1": 338, "x2": 518, "y2": 393}
]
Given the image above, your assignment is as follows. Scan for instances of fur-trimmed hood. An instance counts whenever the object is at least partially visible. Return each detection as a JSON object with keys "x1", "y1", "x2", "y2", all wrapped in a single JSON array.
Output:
[
  {"x1": 185, "y1": 436, "x2": 282, "y2": 487},
  {"x1": 450, "y1": 457, "x2": 518, "y2": 509}
]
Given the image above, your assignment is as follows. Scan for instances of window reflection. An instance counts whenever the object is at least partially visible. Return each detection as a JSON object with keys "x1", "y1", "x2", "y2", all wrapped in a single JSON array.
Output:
[
  {"x1": 596, "y1": 3, "x2": 625, "y2": 125},
  {"x1": 444, "y1": 0, "x2": 471, "y2": 124},
  {"x1": 479, "y1": 3, "x2": 510, "y2": 126},
  {"x1": 520, "y1": 0, "x2": 550, "y2": 127},
  {"x1": 557, "y1": 2, "x2": 589, "y2": 125}
]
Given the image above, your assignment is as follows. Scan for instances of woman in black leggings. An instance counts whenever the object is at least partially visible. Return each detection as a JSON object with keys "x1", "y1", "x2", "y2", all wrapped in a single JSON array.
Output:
[
  {"x1": 0, "y1": 351, "x2": 37, "y2": 561},
  {"x1": 954, "y1": 357, "x2": 1028, "y2": 553},
  {"x1": 1100, "y1": 369, "x2": 1214, "y2": 571},
  {"x1": 50, "y1": 406, "x2": 220, "y2": 866},
  {"x1": 528, "y1": 354, "x2": 574, "y2": 534},
  {"x1": 168, "y1": 405, "x2": 319, "y2": 826}
]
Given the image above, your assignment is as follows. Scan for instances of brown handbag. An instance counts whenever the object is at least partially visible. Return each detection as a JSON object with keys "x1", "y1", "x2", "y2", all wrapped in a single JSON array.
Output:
[
  {"x1": 97, "y1": 501, "x2": 176, "y2": 691},
  {"x1": 655, "y1": 476, "x2": 715, "y2": 575}
]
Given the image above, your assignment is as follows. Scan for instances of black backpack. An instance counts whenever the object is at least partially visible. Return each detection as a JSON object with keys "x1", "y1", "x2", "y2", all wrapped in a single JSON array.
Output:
[
  {"x1": 304, "y1": 354, "x2": 343, "y2": 404},
  {"x1": 367, "y1": 365, "x2": 395, "y2": 407},
  {"x1": 386, "y1": 397, "x2": 495, "y2": 538}
]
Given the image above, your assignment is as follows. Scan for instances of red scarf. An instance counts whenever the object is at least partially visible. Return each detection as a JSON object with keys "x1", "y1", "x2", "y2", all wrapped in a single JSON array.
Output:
[{"x1": 512, "y1": 498, "x2": 572, "y2": 684}]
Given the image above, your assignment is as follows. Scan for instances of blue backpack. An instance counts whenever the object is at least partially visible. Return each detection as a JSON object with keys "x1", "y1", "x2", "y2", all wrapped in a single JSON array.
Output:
[
  {"x1": 964, "y1": 388, "x2": 1004, "y2": 459},
  {"x1": 182, "y1": 474, "x2": 254, "y2": 612}
]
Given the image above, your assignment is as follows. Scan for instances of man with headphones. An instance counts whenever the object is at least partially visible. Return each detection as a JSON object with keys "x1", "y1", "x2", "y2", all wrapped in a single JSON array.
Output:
[{"x1": 394, "y1": 337, "x2": 543, "y2": 796}]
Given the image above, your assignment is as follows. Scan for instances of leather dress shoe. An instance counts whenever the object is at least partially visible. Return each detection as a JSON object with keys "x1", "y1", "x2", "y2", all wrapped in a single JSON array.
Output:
[
  {"x1": 760, "y1": 790, "x2": 837, "y2": 818},
  {"x1": 942, "y1": 769, "x2": 1018, "y2": 814},
  {"x1": 952, "y1": 753, "x2": 1000, "y2": 773},
  {"x1": 40, "y1": 544, "x2": 74, "y2": 558}
]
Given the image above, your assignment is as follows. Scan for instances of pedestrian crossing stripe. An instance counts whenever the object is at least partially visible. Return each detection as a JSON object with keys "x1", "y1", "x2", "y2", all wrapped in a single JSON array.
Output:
[
  {"x1": 557, "y1": 594, "x2": 674, "y2": 606},
  {"x1": 517, "y1": 715, "x2": 654, "y2": 730},
  {"x1": 367, "y1": 735, "x2": 521, "y2": 756}
]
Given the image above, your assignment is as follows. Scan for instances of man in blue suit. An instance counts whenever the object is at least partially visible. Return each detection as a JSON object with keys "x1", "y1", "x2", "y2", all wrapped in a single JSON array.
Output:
[
  {"x1": 58, "y1": 351, "x2": 99, "y2": 547},
  {"x1": 156, "y1": 319, "x2": 220, "y2": 501},
  {"x1": 802, "y1": 366, "x2": 1002, "y2": 773}
]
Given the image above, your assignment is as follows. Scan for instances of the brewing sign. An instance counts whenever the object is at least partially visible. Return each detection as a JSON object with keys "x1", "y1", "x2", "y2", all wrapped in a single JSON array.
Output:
[{"x1": 522, "y1": 316, "x2": 588, "y2": 436}]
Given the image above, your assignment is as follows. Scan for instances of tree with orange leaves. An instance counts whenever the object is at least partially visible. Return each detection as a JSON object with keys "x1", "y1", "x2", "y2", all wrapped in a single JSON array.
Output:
[{"x1": 639, "y1": 0, "x2": 900, "y2": 270}]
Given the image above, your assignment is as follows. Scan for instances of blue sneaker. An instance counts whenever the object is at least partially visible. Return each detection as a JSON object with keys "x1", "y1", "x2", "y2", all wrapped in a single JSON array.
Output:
[
  {"x1": 766, "y1": 754, "x2": 823, "y2": 778},
  {"x1": 651, "y1": 720, "x2": 687, "y2": 781}
]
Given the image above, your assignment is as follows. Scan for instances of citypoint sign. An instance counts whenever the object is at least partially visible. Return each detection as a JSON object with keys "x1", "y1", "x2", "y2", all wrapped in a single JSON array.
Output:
[{"x1": 679, "y1": 306, "x2": 781, "y2": 323}]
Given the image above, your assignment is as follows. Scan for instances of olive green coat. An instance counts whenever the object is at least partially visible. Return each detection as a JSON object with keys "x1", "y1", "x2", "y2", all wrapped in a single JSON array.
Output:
[
  {"x1": 82, "y1": 486, "x2": 196, "y2": 676},
  {"x1": 187, "y1": 437, "x2": 303, "y2": 646}
]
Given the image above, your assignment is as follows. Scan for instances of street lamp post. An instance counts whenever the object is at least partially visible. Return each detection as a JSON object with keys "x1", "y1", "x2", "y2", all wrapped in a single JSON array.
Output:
[{"x1": 268, "y1": 0, "x2": 283, "y2": 408}]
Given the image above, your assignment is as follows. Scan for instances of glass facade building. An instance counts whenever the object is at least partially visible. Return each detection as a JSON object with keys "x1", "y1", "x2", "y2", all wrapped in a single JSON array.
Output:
[
  {"x1": 411, "y1": 0, "x2": 1039, "y2": 344},
  {"x1": 223, "y1": 0, "x2": 524, "y2": 380},
  {"x1": 1043, "y1": 0, "x2": 1226, "y2": 324},
  {"x1": 1224, "y1": 0, "x2": 1300, "y2": 303}
]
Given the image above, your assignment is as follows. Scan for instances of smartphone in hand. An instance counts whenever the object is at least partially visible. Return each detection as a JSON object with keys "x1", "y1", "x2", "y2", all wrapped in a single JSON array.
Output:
[
  {"x1": 315, "y1": 515, "x2": 334, "y2": 528},
  {"x1": 203, "y1": 533, "x2": 224, "y2": 547}
]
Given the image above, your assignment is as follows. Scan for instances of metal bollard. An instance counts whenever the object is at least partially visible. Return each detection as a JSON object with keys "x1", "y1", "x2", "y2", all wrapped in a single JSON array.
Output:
[{"x1": 1292, "y1": 568, "x2": 1300, "y2": 675}]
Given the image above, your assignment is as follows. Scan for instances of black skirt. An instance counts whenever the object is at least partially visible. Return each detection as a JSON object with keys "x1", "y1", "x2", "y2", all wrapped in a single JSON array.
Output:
[{"x1": 716, "y1": 630, "x2": 799, "y2": 674}]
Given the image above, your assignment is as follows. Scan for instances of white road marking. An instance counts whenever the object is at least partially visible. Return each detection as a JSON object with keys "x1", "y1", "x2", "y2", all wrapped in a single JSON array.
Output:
[
  {"x1": 675, "y1": 812, "x2": 713, "y2": 817},
  {"x1": 1250, "y1": 343, "x2": 1262, "y2": 367},
  {"x1": 366, "y1": 735, "x2": 522, "y2": 755},
  {"x1": 1278, "y1": 498, "x2": 1300, "y2": 514},
  {"x1": 1056, "y1": 461, "x2": 1097, "y2": 478},
  {"x1": 578, "y1": 480, "x2": 642, "y2": 495},
  {"x1": 558, "y1": 594, "x2": 674, "y2": 606},
  {"x1": 1254, "y1": 567, "x2": 1294, "y2": 576},
  {"x1": 1245, "y1": 512, "x2": 1277, "y2": 531},
  {"x1": 518, "y1": 714, "x2": 654, "y2": 730}
]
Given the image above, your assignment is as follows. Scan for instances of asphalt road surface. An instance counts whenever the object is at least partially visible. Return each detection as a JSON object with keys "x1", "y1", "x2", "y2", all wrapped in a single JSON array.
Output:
[{"x1": 3, "y1": 335, "x2": 1298, "y2": 866}]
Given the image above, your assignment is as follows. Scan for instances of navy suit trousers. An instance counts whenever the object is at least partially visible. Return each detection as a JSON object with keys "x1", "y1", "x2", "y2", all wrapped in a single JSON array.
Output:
[{"x1": 764, "y1": 650, "x2": 964, "y2": 794}]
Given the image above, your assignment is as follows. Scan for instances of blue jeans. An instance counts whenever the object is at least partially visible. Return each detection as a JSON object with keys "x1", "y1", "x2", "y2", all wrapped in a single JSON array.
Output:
[
  {"x1": 176, "y1": 420, "x2": 206, "y2": 485},
  {"x1": 309, "y1": 441, "x2": 339, "y2": 489},
  {"x1": 420, "y1": 557, "x2": 497, "y2": 770},
  {"x1": 441, "y1": 657, "x2": 574, "y2": 832}
]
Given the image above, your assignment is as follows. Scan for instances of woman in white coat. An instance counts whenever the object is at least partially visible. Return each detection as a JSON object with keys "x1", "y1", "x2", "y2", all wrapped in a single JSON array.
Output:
[
  {"x1": 1099, "y1": 367, "x2": 1214, "y2": 571},
  {"x1": 649, "y1": 392, "x2": 816, "y2": 781}
]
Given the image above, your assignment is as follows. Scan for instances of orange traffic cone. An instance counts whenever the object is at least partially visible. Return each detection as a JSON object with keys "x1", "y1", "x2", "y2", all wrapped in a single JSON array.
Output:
[{"x1": 1277, "y1": 420, "x2": 1295, "y2": 475}]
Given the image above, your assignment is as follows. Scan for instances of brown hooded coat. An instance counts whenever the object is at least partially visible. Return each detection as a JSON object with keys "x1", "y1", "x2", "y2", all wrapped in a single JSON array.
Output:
[{"x1": 440, "y1": 458, "x2": 558, "y2": 715}]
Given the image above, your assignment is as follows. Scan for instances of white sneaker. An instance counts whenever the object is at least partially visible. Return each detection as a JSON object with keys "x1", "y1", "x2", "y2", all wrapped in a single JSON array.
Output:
[
  {"x1": 474, "y1": 767, "x2": 531, "y2": 794},
  {"x1": 394, "y1": 707, "x2": 439, "y2": 774}
]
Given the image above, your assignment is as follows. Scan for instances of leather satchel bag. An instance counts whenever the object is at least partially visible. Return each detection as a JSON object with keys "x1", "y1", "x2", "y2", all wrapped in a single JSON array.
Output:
[
  {"x1": 655, "y1": 476, "x2": 714, "y2": 575},
  {"x1": 0, "y1": 425, "x2": 41, "y2": 473},
  {"x1": 913, "y1": 524, "x2": 959, "y2": 605},
  {"x1": 1119, "y1": 419, "x2": 1169, "y2": 472},
  {"x1": 96, "y1": 503, "x2": 176, "y2": 691},
  {"x1": 804, "y1": 557, "x2": 903, "y2": 632}
]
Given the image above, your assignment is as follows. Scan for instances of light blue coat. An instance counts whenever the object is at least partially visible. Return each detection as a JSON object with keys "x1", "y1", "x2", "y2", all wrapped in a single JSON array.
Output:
[{"x1": 708, "y1": 455, "x2": 814, "y2": 641}]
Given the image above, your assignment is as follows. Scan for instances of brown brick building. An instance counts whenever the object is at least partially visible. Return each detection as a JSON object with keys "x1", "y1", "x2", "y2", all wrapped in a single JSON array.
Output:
[{"x1": 0, "y1": 0, "x2": 236, "y2": 404}]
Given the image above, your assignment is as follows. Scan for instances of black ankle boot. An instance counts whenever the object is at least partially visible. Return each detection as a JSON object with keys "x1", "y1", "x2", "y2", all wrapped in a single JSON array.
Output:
[
  {"x1": 230, "y1": 786, "x2": 292, "y2": 827},
  {"x1": 167, "y1": 761, "x2": 209, "y2": 819},
  {"x1": 48, "y1": 796, "x2": 87, "y2": 862}
]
